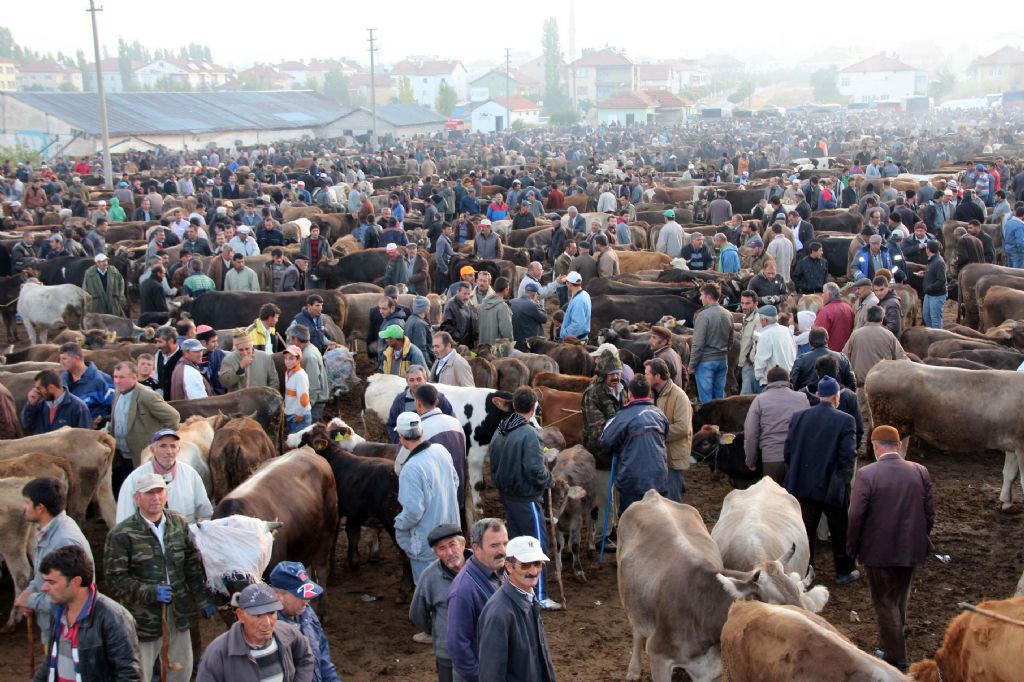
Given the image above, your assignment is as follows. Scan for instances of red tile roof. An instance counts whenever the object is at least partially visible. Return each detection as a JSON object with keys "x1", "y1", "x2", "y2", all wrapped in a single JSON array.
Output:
[
  {"x1": 492, "y1": 96, "x2": 540, "y2": 111},
  {"x1": 597, "y1": 91, "x2": 658, "y2": 109},
  {"x1": 840, "y1": 53, "x2": 917, "y2": 73},
  {"x1": 976, "y1": 46, "x2": 1024, "y2": 66},
  {"x1": 19, "y1": 59, "x2": 75, "y2": 73},
  {"x1": 640, "y1": 88, "x2": 689, "y2": 108}
]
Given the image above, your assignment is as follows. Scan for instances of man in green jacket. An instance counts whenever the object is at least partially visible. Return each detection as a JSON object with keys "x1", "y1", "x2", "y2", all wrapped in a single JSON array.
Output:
[
  {"x1": 104, "y1": 473, "x2": 215, "y2": 682},
  {"x1": 82, "y1": 253, "x2": 127, "y2": 316},
  {"x1": 477, "y1": 276, "x2": 514, "y2": 346}
]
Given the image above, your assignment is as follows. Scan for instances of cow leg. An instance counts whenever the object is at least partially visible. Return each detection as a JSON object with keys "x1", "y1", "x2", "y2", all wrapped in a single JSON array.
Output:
[
  {"x1": 626, "y1": 630, "x2": 645, "y2": 682},
  {"x1": 0, "y1": 548, "x2": 31, "y2": 633},
  {"x1": 999, "y1": 450, "x2": 1022, "y2": 511},
  {"x1": 678, "y1": 647, "x2": 722, "y2": 682},
  {"x1": 94, "y1": 457, "x2": 117, "y2": 528},
  {"x1": 569, "y1": 521, "x2": 585, "y2": 582},
  {"x1": 368, "y1": 526, "x2": 383, "y2": 563},
  {"x1": 467, "y1": 449, "x2": 485, "y2": 517},
  {"x1": 23, "y1": 319, "x2": 36, "y2": 346},
  {"x1": 346, "y1": 521, "x2": 362, "y2": 570}
]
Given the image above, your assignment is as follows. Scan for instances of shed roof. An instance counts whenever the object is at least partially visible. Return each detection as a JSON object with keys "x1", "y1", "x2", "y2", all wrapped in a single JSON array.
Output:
[
  {"x1": 840, "y1": 53, "x2": 917, "y2": 73},
  {"x1": 336, "y1": 103, "x2": 447, "y2": 126}
]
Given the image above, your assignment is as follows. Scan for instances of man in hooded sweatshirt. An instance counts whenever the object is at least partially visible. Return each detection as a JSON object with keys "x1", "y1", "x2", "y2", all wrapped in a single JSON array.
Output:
[{"x1": 477, "y1": 277, "x2": 514, "y2": 346}]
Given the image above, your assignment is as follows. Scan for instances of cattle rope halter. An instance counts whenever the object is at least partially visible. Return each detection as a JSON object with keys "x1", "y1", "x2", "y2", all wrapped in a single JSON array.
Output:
[{"x1": 957, "y1": 602, "x2": 1024, "y2": 628}]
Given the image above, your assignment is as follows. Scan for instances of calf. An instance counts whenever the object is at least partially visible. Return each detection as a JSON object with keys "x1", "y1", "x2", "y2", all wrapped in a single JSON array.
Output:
[
  {"x1": 690, "y1": 425, "x2": 761, "y2": 489},
  {"x1": 909, "y1": 597, "x2": 1024, "y2": 682},
  {"x1": 208, "y1": 416, "x2": 277, "y2": 500},
  {"x1": 490, "y1": 357, "x2": 530, "y2": 392},
  {"x1": 548, "y1": 445, "x2": 599, "y2": 582},
  {"x1": 531, "y1": 371, "x2": 591, "y2": 393},
  {"x1": 692, "y1": 395, "x2": 755, "y2": 434},
  {"x1": 16, "y1": 281, "x2": 90, "y2": 345},
  {"x1": 721, "y1": 601, "x2": 905, "y2": 682},
  {"x1": 618, "y1": 491, "x2": 828, "y2": 682},
  {"x1": 84, "y1": 312, "x2": 146, "y2": 341},
  {"x1": 535, "y1": 386, "x2": 583, "y2": 447}
]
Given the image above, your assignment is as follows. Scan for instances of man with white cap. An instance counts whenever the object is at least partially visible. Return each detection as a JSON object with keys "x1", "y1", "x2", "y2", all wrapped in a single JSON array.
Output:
[
  {"x1": 476, "y1": 535, "x2": 557, "y2": 682},
  {"x1": 82, "y1": 251, "x2": 127, "y2": 316},
  {"x1": 473, "y1": 219, "x2": 500, "y2": 260},
  {"x1": 227, "y1": 224, "x2": 260, "y2": 257},
  {"x1": 115, "y1": 428, "x2": 212, "y2": 524},
  {"x1": 559, "y1": 271, "x2": 591, "y2": 342},
  {"x1": 393, "y1": 412, "x2": 461, "y2": 583},
  {"x1": 753, "y1": 304, "x2": 796, "y2": 390},
  {"x1": 269, "y1": 561, "x2": 341, "y2": 682},
  {"x1": 196, "y1": 583, "x2": 314, "y2": 682}
]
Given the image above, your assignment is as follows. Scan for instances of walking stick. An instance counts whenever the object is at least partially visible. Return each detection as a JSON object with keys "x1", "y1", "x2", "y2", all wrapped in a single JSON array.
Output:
[
  {"x1": 546, "y1": 487, "x2": 567, "y2": 610},
  {"x1": 160, "y1": 603, "x2": 170, "y2": 682},
  {"x1": 27, "y1": 612, "x2": 35, "y2": 676},
  {"x1": 599, "y1": 455, "x2": 618, "y2": 564}
]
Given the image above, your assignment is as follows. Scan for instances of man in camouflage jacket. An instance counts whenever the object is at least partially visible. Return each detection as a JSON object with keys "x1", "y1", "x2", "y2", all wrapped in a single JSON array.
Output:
[
  {"x1": 104, "y1": 473, "x2": 214, "y2": 682},
  {"x1": 581, "y1": 351, "x2": 625, "y2": 468}
]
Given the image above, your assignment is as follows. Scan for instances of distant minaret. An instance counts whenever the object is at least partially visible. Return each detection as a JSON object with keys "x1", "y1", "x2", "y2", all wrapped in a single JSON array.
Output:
[{"x1": 568, "y1": 0, "x2": 577, "y2": 63}]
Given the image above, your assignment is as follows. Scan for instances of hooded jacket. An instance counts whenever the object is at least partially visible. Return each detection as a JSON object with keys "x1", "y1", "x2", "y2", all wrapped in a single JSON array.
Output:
[
  {"x1": 581, "y1": 351, "x2": 624, "y2": 466},
  {"x1": 108, "y1": 197, "x2": 126, "y2": 222},
  {"x1": 489, "y1": 413, "x2": 553, "y2": 501},
  {"x1": 477, "y1": 292, "x2": 513, "y2": 346},
  {"x1": 601, "y1": 397, "x2": 669, "y2": 495}
]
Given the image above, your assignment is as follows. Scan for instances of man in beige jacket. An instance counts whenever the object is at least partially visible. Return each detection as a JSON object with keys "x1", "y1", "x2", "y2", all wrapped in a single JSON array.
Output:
[
  {"x1": 218, "y1": 332, "x2": 280, "y2": 393},
  {"x1": 645, "y1": 357, "x2": 692, "y2": 502}
]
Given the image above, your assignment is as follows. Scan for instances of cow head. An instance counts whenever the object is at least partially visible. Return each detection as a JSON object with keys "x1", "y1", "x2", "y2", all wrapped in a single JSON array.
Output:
[
  {"x1": 326, "y1": 418, "x2": 366, "y2": 450},
  {"x1": 549, "y1": 476, "x2": 587, "y2": 525},
  {"x1": 715, "y1": 555, "x2": 829, "y2": 614},
  {"x1": 293, "y1": 422, "x2": 332, "y2": 453}
]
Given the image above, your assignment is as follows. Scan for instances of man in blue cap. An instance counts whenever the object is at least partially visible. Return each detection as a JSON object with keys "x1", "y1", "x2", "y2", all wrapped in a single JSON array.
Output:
[
  {"x1": 269, "y1": 561, "x2": 341, "y2": 682},
  {"x1": 783, "y1": 375, "x2": 860, "y2": 586}
]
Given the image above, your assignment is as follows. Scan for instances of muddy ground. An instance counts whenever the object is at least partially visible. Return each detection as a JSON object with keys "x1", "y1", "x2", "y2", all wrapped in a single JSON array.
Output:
[{"x1": 0, "y1": 312, "x2": 1022, "y2": 680}]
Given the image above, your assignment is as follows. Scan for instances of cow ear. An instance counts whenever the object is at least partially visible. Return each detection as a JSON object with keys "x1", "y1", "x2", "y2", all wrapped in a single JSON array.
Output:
[
  {"x1": 567, "y1": 485, "x2": 587, "y2": 500},
  {"x1": 491, "y1": 396, "x2": 511, "y2": 411},
  {"x1": 543, "y1": 448, "x2": 559, "y2": 466},
  {"x1": 715, "y1": 571, "x2": 760, "y2": 600}
]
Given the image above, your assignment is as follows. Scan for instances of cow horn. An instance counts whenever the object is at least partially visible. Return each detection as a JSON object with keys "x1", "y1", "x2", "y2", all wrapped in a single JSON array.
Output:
[{"x1": 777, "y1": 542, "x2": 797, "y2": 566}]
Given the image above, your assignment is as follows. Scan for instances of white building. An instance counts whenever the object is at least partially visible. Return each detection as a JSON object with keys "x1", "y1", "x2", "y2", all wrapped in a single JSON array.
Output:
[
  {"x1": 134, "y1": 59, "x2": 232, "y2": 90},
  {"x1": 669, "y1": 60, "x2": 711, "y2": 91},
  {"x1": 463, "y1": 97, "x2": 540, "y2": 132},
  {"x1": 390, "y1": 59, "x2": 468, "y2": 109},
  {"x1": 837, "y1": 53, "x2": 928, "y2": 104}
]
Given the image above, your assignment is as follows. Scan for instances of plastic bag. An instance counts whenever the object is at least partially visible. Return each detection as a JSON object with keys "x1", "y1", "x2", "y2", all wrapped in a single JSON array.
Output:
[
  {"x1": 324, "y1": 345, "x2": 360, "y2": 396},
  {"x1": 189, "y1": 515, "x2": 275, "y2": 595}
]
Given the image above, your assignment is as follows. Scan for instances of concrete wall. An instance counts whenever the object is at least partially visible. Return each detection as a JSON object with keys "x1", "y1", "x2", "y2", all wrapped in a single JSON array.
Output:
[
  {"x1": 837, "y1": 70, "x2": 927, "y2": 103},
  {"x1": 596, "y1": 107, "x2": 654, "y2": 125}
]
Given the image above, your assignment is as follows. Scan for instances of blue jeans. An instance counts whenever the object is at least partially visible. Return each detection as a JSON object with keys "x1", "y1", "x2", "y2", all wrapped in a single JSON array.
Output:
[
  {"x1": 666, "y1": 469, "x2": 686, "y2": 502},
  {"x1": 923, "y1": 294, "x2": 947, "y2": 329},
  {"x1": 618, "y1": 489, "x2": 645, "y2": 516},
  {"x1": 1007, "y1": 250, "x2": 1024, "y2": 269},
  {"x1": 740, "y1": 364, "x2": 760, "y2": 395},
  {"x1": 287, "y1": 413, "x2": 311, "y2": 434},
  {"x1": 411, "y1": 558, "x2": 432, "y2": 584},
  {"x1": 695, "y1": 359, "x2": 728, "y2": 403},
  {"x1": 556, "y1": 284, "x2": 568, "y2": 307}
]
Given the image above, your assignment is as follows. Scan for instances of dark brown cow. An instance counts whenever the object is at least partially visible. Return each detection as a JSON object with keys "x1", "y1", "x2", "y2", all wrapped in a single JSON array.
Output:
[
  {"x1": 491, "y1": 357, "x2": 531, "y2": 392},
  {"x1": 525, "y1": 338, "x2": 593, "y2": 375},
  {"x1": 923, "y1": 357, "x2": 992, "y2": 370},
  {"x1": 213, "y1": 448, "x2": 339, "y2": 601},
  {"x1": 958, "y1": 263, "x2": 1020, "y2": 328},
  {"x1": 208, "y1": 416, "x2": 278, "y2": 500},
  {"x1": 901, "y1": 327, "x2": 990, "y2": 359},
  {"x1": 692, "y1": 394, "x2": 755, "y2": 433},
  {"x1": 531, "y1": 371, "x2": 592, "y2": 393},
  {"x1": 925, "y1": 337, "x2": 1004, "y2": 359},
  {"x1": 171, "y1": 387, "x2": 284, "y2": 450},
  {"x1": 949, "y1": 348, "x2": 1023, "y2": 370}
]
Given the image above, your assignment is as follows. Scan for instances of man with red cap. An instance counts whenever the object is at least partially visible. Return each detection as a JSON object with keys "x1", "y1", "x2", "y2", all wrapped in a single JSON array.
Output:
[
  {"x1": 847, "y1": 425, "x2": 934, "y2": 673},
  {"x1": 269, "y1": 561, "x2": 341, "y2": 682}
]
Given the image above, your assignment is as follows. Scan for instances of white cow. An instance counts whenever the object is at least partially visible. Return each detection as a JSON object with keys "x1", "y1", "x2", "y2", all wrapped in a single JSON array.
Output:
[
  {"x1": 618, "y1": 491, "x2": 828, "y2": 682},
  {"x1": 286, "y1": 417, "x2": 365, "y2": 451},
  {"x1": 16, "y1": 280, "x2": 90, "y2": 345},
  {"x1": 711, "y1": 477, "x2": 811, "y2": 579},
  {"x1": 364, "y1": 373, "x2": 520, "y2": 515}
]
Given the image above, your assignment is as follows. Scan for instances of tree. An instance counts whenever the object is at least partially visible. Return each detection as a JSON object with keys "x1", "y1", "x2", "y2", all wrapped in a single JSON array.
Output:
[
  {"x1": 728, "y1": 81, "x2": 755, "y2": 105},
  {"x1": 931, "y1": 70, "x2": 956, "y2": 103},
  {"x1": 542, "y1": 17, "x2": 562, "y2": 111},
  {"x1": 809, "y1": 66, "x2": 841, "y2": 103},
  {"x1": 435, "y1": 79, "x2": 457, "y2": 116},
  {"x1": 76, "y1": 49, "x2": 94, "y2": 92},
  {"x1": 398, "y1": 76, "x2": 415, "y2": 104},
  {"x1": 0, "y1": 26, "x2": 17, "y2": 59},
  {"x1": 322, "y1": 70, "x2": 351, "y2": 105}
]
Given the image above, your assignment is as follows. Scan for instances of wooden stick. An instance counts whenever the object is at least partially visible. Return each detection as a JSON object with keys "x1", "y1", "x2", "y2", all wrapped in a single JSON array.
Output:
[
  {"x1": 547, "y1": 487, "x2": 567, "y2": 610},
  {"x1": 958, "y1": 602, "x2": 1024, "y2": 628},
  {"x1": 27, "y1": 612, "x2": 35, "y2": 676},
  {"x1": 160, "y1": 603, "x2": 169, "y2": 682}
]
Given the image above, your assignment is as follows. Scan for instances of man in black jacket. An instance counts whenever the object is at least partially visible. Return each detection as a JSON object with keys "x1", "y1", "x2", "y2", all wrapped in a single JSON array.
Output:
[
  {"x1": 511, "y1": 283, "x2": 549, "y2": 351},
  {"x1": 915, "y1": 240, "x2": 947, "y2": 329},
  {"x1": 793, "y1": 242, "x2": 828, "y2": 293},
  {"x1": 790, "y1": 328, "x2": 856, "y2": 392},
  {"x1": 33, "y1": 545, "x2": 142, "y2": 682}
]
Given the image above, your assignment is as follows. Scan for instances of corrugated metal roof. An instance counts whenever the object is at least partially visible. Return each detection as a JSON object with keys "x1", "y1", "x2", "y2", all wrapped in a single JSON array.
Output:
[
  {"x1": 372, "y1": 104, "x2": 447, "y2": 126},
  {"x1": 6, "y1": 91, "x2": 352, "y2": 135}
]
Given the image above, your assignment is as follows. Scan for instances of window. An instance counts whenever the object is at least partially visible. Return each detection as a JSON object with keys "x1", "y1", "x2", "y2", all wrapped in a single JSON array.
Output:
[
  {"x1": 422, "y1": 78, "x2": 428, "y2": 83},
  {"x1": 575, "y1": 68, "x2": 587, "y2": 77},
  {"x1": 840, "y1": 77, "x2": 851, "y2": 87}
]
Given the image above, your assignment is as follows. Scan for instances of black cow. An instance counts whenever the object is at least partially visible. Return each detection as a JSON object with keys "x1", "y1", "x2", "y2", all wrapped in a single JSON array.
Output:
[
  {"x1": 590, "y1": 295, "x2": 700, "y2": 332},
  {"x1": 36, "y1": 255, "x2": 132, "y2": 287},
  {"x1": 818, "y1": 235, "x2": 857, "y2": 277},
  {"x1": 692, "y1": 394, "x2": 755, "y2": 434},
  {"x1": 178, "y1": 289, "x2": 348, "y2": 329},
  {"x1": 690, "y1": 424, "x2": 761, "y2": 489},
  {"x1": 810, "y1": 209, "x2": 863, "y2": 233}
]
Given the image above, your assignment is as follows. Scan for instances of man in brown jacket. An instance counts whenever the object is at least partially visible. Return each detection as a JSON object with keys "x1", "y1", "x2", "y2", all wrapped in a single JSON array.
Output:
[
  {"x1": 405, "y1": 242, "x2": 431, "y2": 296},
  {"x1": 842, "y1": 306, "x2": 907, "y2": 440},
  {"x1": 645, "y1": 358, "x2": 691, "y2": 502},
  {"x1": 196, "y1": 583, "x2": 314, "y2": 682},
  {"x1": 594, "y1": 235, "x2": 620, "y2": 278},
  {"x1": 205, "y1": 245, "x2": 234, "y2": 290},
  {"x1": 847, "y1": 425, "x2": 934, "y2": 673}
]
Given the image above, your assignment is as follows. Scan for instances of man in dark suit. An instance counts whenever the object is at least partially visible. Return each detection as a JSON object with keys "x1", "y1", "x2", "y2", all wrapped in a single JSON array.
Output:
[
  {"x1": 847, "y1": 425, "x2": 934, "y2": 673},
  {"x1": 783, "y1": 376, "x2": 859, "y2": 585}
]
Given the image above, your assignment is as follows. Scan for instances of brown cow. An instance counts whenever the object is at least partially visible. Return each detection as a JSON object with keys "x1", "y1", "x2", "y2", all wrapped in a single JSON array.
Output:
[
  {"x1": 909, "y1": 597, "x2": 1024, "y2": 682},
  {"x1": 531, "y1": 371, "x2": 592, "y2": 393},
  {"x1": 525, "y1": 338, "x2": 593, "y2": 375},
  {"x1": 617, "y1": 251, "x2": 673, "y2": 273},
  {"x1": 171, "y1": 387, "x2": 285, "y2": 450},
  {"x1": 982, "y1": 285, "x2": 1024, "y2": 330},
  {"x1": 0, "y1": 452, "x2": 74, "y2": 486},
  {"x1": 974, "y1": 274, "x2": 1024, "y2": 330},
  {"x1": 208, "y1": 416, "x2": 278, "y2": 500},
  {"x1": 536, "y1": 385, "x2": 583, "y2": 446},
  {"x1": 925, "y1": 337, "x2": 1004, "y2": 359},
  {"x1": 490, "y1": 357, "x2": 531, "y2": 392},
  {"x1": 958, "y1": 263, "x2": 1020, "y2": 328},
  {"x1": 901, "y1": 327, "x2": 998, "y2": 359},
  {"x1": 467, "y1": 354, "x2": 497, "y2": 389}
]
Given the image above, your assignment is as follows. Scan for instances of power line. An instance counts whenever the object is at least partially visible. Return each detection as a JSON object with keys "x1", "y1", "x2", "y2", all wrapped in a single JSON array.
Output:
[
  {"x1": 367, "y1": 28, "x2": 378, "y2": 150},
  {"x1": 86, "y1": 0, "x2": 112, "y2": 189}
]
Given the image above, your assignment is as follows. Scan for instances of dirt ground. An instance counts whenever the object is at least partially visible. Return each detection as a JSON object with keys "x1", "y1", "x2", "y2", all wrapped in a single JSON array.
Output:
[{"x1": 0, "y1": 316, "x2": 1022, "y2": 681}]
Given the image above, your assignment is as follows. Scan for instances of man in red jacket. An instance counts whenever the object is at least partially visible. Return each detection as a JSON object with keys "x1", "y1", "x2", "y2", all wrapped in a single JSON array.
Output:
[
  {"x1": 847, "y1": 425, "x2": 934, "y2": 673},
  {"x1": 813, "y1": 282, "x2": 854, "y2": 352}
]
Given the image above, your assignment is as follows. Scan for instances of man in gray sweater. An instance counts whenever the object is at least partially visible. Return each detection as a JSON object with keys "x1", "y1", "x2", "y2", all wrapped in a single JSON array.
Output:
[
  {"x1": 743, "y1": 366, "x2": 810, "y2": 484},
  {"x1": 687, "y1": 283, "x2": 734, "y2": 404},
  {"x1": 409, "y1": 524, "x2": 468, "y2": 682}
]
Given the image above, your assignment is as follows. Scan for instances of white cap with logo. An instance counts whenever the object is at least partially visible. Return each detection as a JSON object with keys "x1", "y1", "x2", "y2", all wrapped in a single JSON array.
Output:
[{"x1": 505, "y1": 535, "x2": 550, "y2": 563}]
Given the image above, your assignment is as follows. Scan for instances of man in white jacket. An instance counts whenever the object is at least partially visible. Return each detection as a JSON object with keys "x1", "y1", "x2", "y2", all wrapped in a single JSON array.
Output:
[
  {"x1": 753, "y1": 305, "x2": 796, "y2": 389},
  {"x1": 116, "y1": 428, "x2": 212, "y2": 523}
]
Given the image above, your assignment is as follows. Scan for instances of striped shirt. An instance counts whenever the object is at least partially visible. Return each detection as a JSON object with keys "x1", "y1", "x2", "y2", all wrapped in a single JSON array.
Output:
[{"x1": 250, "y1": 636, "x2": 285, "y2": 682}]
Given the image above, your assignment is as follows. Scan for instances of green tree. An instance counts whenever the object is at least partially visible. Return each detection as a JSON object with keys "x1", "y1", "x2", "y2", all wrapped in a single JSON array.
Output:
[
  {"x1": 398, "y1": 76, "x2": 415, "y2": 104},
  {"x1": 809, "y1": 66, "x2": 841, "y2": 103},
  {"x1": 728, "y1": 81, "x2": 754, "y2": 105},
  {"x1": 0, "y1": 27, "x2": 15, "y2": 59},
  {"x1": 931, "y1": 70, "x2": 956, "y2": 103},
  {"x1": 76, "y1": 49, "x2": 94, "y2": 92},
  {"x1": 435, "y1": 79, "x2": 457, "y2": 116},
  {"x1": 322, "y1": 70, "x2": 351, "y2": 105},
  {"x1": 540, "y1": 16, "x2": 574, "y2": 118},
  {"x1": 117, "y1": 39, "x2": 137, "y2": 91}
]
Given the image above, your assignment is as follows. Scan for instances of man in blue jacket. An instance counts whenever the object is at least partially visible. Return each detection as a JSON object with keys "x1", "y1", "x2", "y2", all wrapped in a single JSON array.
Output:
[
  {"x1": 559, "y1": 271, "x2": 591, "y2": 342},
  {"x1": 850, "y1": 234, "x2": 895, "y2": 282},
  {"x1": 488, "y1": 387, "x2": 559, "y2": 610},
  {"x1": 58, "y1": 342, "x2": 114, "y2": 421},
  {"x1": 446, "y1": 518, "x2": 508, "y2": 682},
  {"x1": 21, "y1": 370, "x2": 92, "y2": 433},
  {"x1": 601, "y1": 375, "x2": 669, "y2": 513},
  {"x1": 784, "y1": 376, "x2": 860, "y2": 585},
  {"x1": 269, "y1": 560, "x2": 342, "y2": 682}
]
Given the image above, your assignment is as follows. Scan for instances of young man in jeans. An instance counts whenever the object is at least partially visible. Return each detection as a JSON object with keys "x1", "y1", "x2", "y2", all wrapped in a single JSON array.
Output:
[
  {"x1": 916, "y1": 241, "x2": 947, "y2": 329},
  {"x1": 687, "y1": 283, "x2": 734, "y2": 403}
]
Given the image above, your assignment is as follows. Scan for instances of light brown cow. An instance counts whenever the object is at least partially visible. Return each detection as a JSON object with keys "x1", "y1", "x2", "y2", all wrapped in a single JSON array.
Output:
[
  {"x1": 958, "y1": 263, "x2": 1019, "y2": 329},
  {"x1": 208, "y1": 416, "x2": 278, "y2": 500},
  {"x1": 0, "y1": 477, "x2": 37, "y2": 632},
  {"x1": 531, "y1": 371, "x2": 592, "y2": 393},
  {"x1": 618, "y1": 491, "x2": 828, "y2": 682},
  {"x1": 140, "y1": 414, "x2": 226, "y2": 497},
  {"x1": 721, "y1": 601, "x2": 906, "y2": 681},
  {"x1": 981, "y1": 285, "x2": 1024, "y2": 330},
  {"x1": 617, "y1": 251, "x2": 673, "y2": 274},
  {"x1": 535, "y1": 386, "x2": 583, "y2": 446},
  {"x1": 909, "y1": 597, "x2": 1024, "y2": 682},
  {"x1": 866, "y1": 360, "x2": 1024, "y2": 509}
]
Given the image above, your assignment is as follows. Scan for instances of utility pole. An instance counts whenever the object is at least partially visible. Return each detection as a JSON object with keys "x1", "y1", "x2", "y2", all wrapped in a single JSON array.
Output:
[
  {"x1": 505, "y1": 47, "x2": 511, "y2": 133},
  {"x1": 86, "y1": 0, "x2": 112, "y2": 189},
  {"x1": 367, "y1": 28, "x2": 378, "y2": 150}
]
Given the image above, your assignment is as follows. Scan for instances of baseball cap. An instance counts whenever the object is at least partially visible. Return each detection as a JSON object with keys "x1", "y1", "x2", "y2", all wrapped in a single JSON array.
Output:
[
  {"x1": 94, "y1": 253, "x2": 108, "y2": 262},
  {"x1": 479, "y1": 218, "x2": 491, "y2": 227},
  {"x1": 663, "y1": 209, "x2": 675, "y2": 218},
  {"x1": 395, "y1": 412, "x2": 422, "y2": 438},
  {"x1": 427, "y1": 524, "x2": 463, "y2": 547},
  {"x1": 386, "y1": 243, "x2": 398, "y2": 252},
  {"x1": 589, "y1": 342, "x2": 619, "y2": 358},
  {"x1": 505, "y1": 536, "x2": 550, "y2": 563},
  {"x1": 180, "y1": 338, "x2": 203, "y2": 352},
  {"x1": 133, "y1": 473, "x2": 168, "y2": 494},
  {"x1": 943, "y1": 189, "x2": 953, "y2": 196},
  {"x1": 378, "y1": 324, "x2": 405, "y2": 340},
  {"x1": 237, "y1": 225, "x2": 250, "y2": 234},
  {"x1": 150, "y1": 428, "x2": 180, "y2": 444},
  {"x1": 269, "y1": 561, "x2": 323, "y2": 600},
  {"x1": 565, "y1": 271, "x2": 582, "y2": 284},
  {"x1": 231, "y1": 583, "x2": 283, "y2": 615},
  {"x1": 524, "y1": 282, "x2": 540, "y2": 293},
  {"x1": 283, "y1": 344, "x2": 303, "y2": 357},
  {"x1": 459, "y1": 265, "x2": 476, "y2": 276}
]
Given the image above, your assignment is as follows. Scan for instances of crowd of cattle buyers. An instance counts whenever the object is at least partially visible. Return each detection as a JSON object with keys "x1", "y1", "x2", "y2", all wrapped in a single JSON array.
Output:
[{"x1": 2, "y1": 109, "x2": 1024, "y2": 682}]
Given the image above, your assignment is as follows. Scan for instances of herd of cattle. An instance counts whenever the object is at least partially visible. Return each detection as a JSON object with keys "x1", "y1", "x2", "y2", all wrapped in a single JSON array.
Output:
[{"x1": 2, "y1": 145, "x2": 1024, "y2": 681}]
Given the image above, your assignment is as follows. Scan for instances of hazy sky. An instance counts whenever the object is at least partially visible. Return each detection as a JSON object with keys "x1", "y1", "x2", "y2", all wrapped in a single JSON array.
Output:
[{"x1": 6, "y1": 1, "x2": 1023, "y2": 71}]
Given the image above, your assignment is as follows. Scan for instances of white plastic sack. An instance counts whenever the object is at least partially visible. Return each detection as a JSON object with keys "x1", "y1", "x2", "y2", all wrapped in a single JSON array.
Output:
[{"x1": 189, "y1": 515, "x2": 275, "y2": 595}]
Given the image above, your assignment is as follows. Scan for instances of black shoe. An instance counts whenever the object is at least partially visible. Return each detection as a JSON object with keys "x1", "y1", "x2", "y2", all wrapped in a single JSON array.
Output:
[{"x1": 835, "y1": 569, "x2": 861, "y2": 585}]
